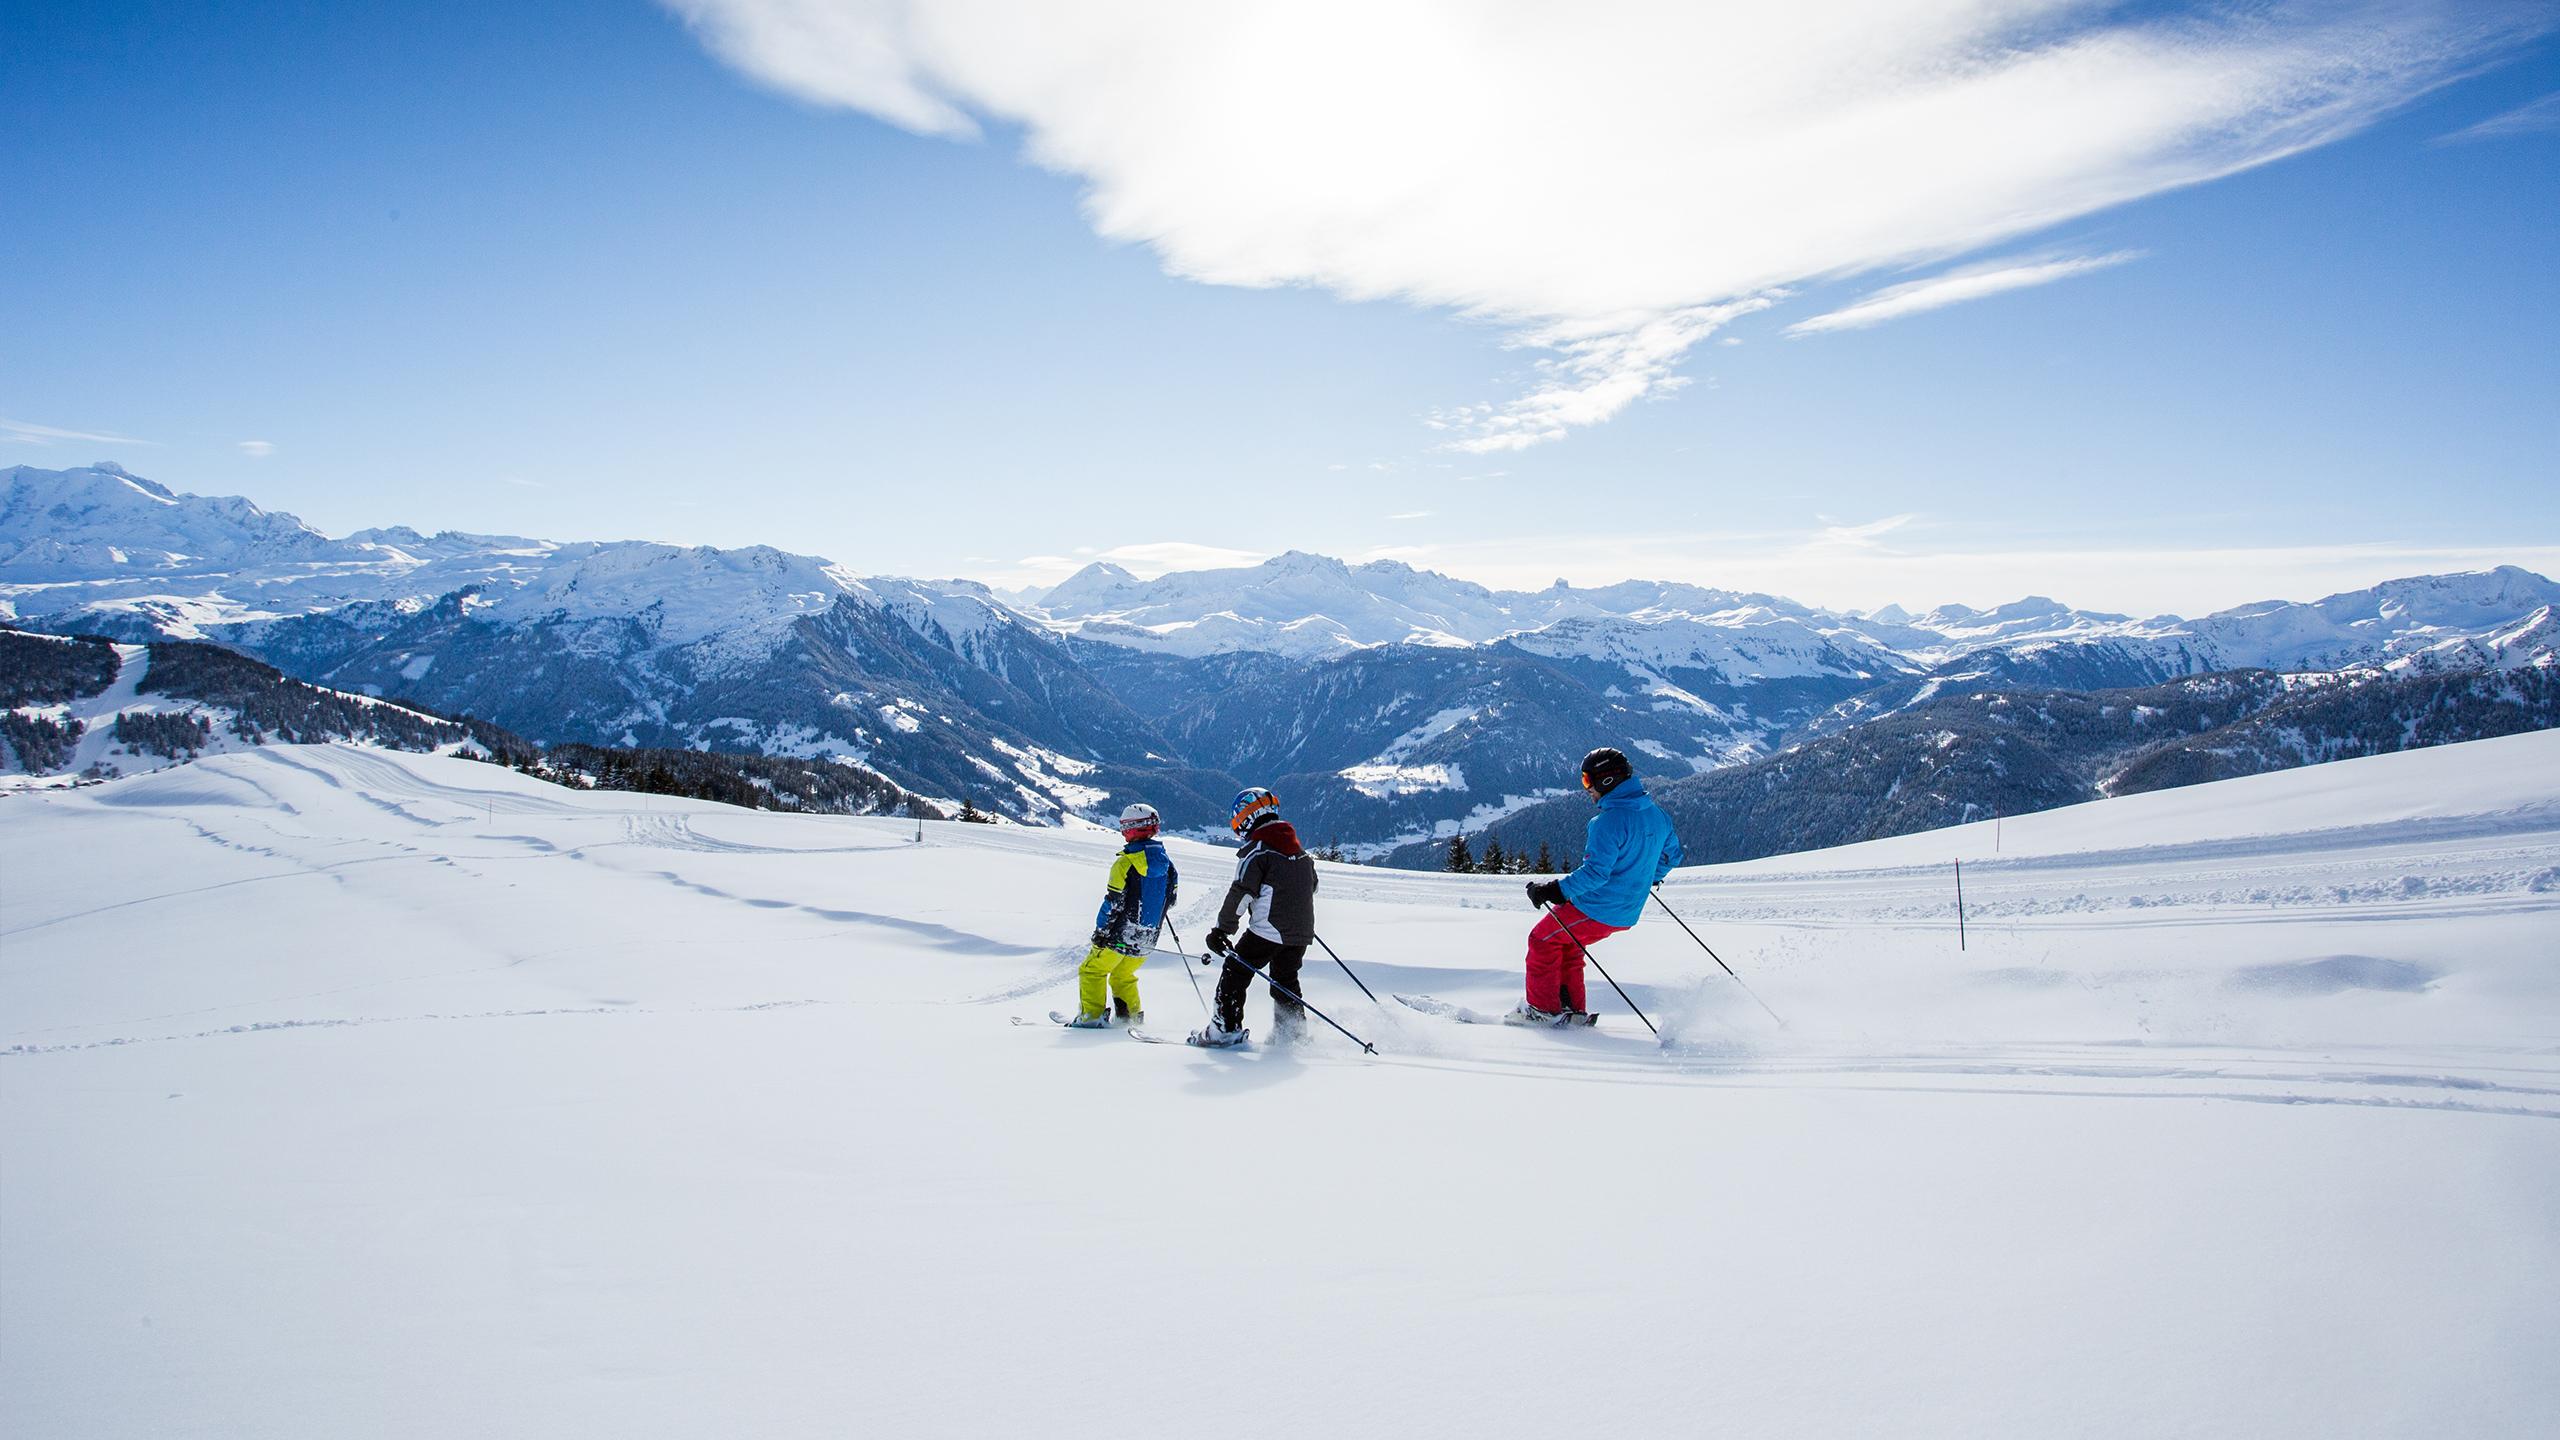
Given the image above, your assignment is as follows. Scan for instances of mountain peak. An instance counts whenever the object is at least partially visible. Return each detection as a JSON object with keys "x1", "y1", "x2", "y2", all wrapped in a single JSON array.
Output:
[
  {"x1": 1037, "y1": 560, "x2": 1140, "y2": 610},
  {"x1": 1264, "y1": 549, "x2": 1348, "y2": 575}
]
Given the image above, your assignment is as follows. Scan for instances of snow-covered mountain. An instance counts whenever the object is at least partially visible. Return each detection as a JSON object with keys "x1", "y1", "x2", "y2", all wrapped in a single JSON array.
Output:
[{"x1": 5, "y1": 462, "x2": 2553, "y2": 846}]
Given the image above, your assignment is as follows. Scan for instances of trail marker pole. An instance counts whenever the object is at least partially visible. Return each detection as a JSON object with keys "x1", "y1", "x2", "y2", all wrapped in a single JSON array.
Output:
[{"x1": 1955, "y1": 859, "x2": 1967, "y2": 952}]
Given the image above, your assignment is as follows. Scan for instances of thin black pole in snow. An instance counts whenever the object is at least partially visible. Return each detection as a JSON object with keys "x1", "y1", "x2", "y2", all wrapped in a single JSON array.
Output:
[
  {"x1": 1544, "y1": 903, "x2": 1656, "y2": 1037},
  {"x1": 1955, "y1": 859, "x2": 1967, "y2": 952},
  {"x1": 1645, "y1": 890, "x2": 1785, "y2": 1028},
  {"x1": 1162, "y1": 918, "x2": 1215, "y2": 1021},
  {"x1": 1202, "y1": 945, "x2": 1377, "y2": 1055},
  {"x1": 1311, "y1": 933, "x2": 1380, "y2": 1004}
]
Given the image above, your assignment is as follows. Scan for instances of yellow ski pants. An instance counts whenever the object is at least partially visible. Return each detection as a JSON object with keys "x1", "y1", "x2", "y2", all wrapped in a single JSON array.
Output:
[{"x1": 1077, "y1": 944, "x2": 1145, "y2": 1018}]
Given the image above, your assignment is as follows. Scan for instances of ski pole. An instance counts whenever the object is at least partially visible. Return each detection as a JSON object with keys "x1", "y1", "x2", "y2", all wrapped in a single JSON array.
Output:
[
  {"x1": 1162, "y1": 917, "x2": 1214, "y2": 1021},
  {"x1": 1310, "y1": 933, "x2": 1379, "y2": 1004},
  {"x1": 1647, "y1": 890, "x2": 1785, "y2": 1028},
  {"x1": 1201, "y1": 945, "x2": 1377, "y2": 1055},
  {"x1": 1543, "y1": 903, "x2": 1655, "y2": 1037}
]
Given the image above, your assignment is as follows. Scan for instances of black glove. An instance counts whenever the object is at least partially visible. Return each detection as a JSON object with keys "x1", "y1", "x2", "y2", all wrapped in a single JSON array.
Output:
[
  {"x1": 1207, "y1": 930, "x2": 1233, "y2": 956},
  {"x1": 1090, "y1": 928, "x2": 1113, "y2": 949},
  {"x1": 1526, "y1": 879, "x2": 1566, "y2": 908}
]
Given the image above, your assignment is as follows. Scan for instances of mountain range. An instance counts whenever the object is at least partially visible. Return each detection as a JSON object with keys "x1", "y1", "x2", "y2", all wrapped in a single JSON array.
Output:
[{"x1": 6, "y1": 461, "x2": 2555, "y2": 853}]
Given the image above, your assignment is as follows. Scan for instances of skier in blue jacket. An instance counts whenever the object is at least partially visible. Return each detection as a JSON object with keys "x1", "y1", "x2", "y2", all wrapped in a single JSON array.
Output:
[
  {"x1": 1063, "y1": 802, "x2": 1178, "y2": 1027},
  {"x1": 1516, "y1": 747, "x2": 1683, "y2": 1023}
]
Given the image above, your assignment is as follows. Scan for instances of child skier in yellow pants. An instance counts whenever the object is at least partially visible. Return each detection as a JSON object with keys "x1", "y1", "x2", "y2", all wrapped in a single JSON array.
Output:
[{"x1": 1065, "y1": 802, "x2": 1178, "y2": 1026}]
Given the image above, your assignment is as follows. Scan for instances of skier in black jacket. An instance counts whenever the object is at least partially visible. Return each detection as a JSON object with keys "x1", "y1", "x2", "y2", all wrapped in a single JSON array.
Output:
[{"x1": 1191, "y1": 786, "x2": 1319, "y2": 1048}]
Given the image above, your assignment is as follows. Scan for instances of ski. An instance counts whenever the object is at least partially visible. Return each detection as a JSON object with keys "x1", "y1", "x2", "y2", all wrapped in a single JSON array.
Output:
[
  {"x1": 1393, "y1": 993, "x2": 1600, "y2": 1027},
  {"x1": 1126, "y1": 1027, "x2": 1246, "y2": 1048}
]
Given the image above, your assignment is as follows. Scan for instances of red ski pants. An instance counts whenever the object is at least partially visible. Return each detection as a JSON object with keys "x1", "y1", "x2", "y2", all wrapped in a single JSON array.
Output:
[{"x1": 1525, "y1": 902, "x2": 1626, "y2": 1013}]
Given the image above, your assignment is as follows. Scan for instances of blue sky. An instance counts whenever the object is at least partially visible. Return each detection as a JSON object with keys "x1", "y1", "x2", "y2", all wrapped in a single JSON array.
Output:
[{"x1": 4, "y1": 1, "x2": 2556, "y2": 614}]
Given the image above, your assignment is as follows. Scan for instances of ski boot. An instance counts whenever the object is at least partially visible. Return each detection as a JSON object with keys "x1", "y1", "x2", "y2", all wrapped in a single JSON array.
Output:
[
  {"x1": 1113, "y1": 998, "x2": 1142, "y2": 1027},
  {"x1": 1501, "y1": 1001, "x2": 1563, "y2": 1026},
  {"x1": 1060, "y1": 1010, "x2": 1112, "y2": 1029},
  {"x1": 1186, "y1": 1023, "x2": 1249, "y2": 1049}
]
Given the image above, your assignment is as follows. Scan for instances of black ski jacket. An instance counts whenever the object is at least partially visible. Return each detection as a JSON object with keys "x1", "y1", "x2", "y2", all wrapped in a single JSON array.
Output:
[{"x1": 1216, "y1": 818, "x2": 1318, "y2": 946}]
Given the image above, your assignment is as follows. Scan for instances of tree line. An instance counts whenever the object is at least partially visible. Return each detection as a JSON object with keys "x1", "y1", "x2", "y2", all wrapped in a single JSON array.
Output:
[{"x1": 1444, "y1": 832, "x2": 1559, "y2": 875}]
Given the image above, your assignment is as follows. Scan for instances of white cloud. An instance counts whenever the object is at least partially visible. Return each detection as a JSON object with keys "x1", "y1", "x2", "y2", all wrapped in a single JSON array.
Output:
[
  {"x1": 3, "y1": 417, "x2": 157, "y2": 447},
  {"x1": 2437, "y1": 90, "x2": 2560, "y2": 143},
  {"x1": 237, "y1": 439, "x2": 276, "y2": 458},
  {"x1": 669, "y1": 2, "x2": 2545, "y2": 447},
  {"x1": 1097, "y1": 541, "x2": 1267, "y2": 574},
  {"x1": 1386, "y1": 510, "x2": 1433, "y2": 521},
  {"x1": 1786, "y1": 251, "x2": 2143, "y2": 336},
  {"x1": 1428, "y1": 299, "x2": 1772, "y2": 452},
  {"x1": 1810, "y1": 514, "x2": 1920, "y2": 550}
]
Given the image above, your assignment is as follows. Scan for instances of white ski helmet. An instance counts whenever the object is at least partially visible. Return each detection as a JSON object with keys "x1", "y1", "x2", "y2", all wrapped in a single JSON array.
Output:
[{"x1": 1118, "y1": 802, "x2": 1161, "y2": 839}]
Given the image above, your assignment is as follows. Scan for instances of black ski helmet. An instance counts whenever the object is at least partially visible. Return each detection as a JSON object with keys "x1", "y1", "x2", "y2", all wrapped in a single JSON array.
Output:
[{"x1": 1580, "y1": 746, "x2": 1634, "y2": 798}]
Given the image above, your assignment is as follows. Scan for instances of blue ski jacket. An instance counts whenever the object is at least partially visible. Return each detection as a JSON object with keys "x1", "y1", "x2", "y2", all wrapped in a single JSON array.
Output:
[
  {"x1": 1093, "y1": 836, "x2": 1177, "y2": 940},
  {"x1": 1559, "y1": 776, "x2": 1684, "y2": 927}
]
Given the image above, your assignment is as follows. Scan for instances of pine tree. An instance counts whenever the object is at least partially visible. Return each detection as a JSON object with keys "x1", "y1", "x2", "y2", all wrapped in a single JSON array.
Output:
[
  {"x1": 957, "y1": 796, "x2": 994, "y2": 824},
  {"x1": 1536, "y1": 839, "x2": 1555, "y2": 873},
  {"x1": 1445, "y1": 833, "x2": 1475, "y2": 873},
  {"x1": 1481, "y1": 836, "x2": 1507, "y2": 874}
]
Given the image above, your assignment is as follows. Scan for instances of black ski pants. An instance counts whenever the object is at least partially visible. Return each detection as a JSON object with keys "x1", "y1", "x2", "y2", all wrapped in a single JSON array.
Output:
[{"x1": 1213, "y1": 932, "x2": 1307, "y2": 1034}]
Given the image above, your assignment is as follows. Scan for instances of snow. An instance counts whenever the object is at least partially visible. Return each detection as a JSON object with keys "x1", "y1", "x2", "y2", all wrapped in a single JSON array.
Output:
[
  {"x1": 1336, "y1": 760, "x2": 1465, "y2": 797},
  {"x1": 1366, "y1": 703, "x2": 1477, "y2": 762},
  {"x1": 5, "y1": 733, "x2": 2560, "y2": 1437},
  {"x1": 986, "y1": 737, "x2": 1111, "y2": 810}
]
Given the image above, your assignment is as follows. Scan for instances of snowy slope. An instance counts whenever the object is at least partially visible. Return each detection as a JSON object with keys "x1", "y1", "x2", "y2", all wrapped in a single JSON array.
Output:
[{"x1": 5, "y1": 734, "x2": 2555, "y2": 1438}]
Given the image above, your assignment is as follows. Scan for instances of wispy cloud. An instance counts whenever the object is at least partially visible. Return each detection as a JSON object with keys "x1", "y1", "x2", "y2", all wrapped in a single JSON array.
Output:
[
  {"x1": 1428, "y1": 300, "x2": 1771, "y2": 452},
  {"x1": 670, "y1": 2, "x2": 2548, "y2": 449},
  {"x1": 1097, "y1": 541, "x2": 1266, "y2": 574},
  {"x1": 1787, "y1": 252, "x2": 2143, "y2": 336},
  {"x1": 237, "y1": 439, "x2": 276, "y2": 458},
  {"x1": 2436, "y1": 90, "x2": 2560, "y2": 143},
  {"x1": 1385, "y1": 510, "x2": 1433, "y2": 521},
  {"x1": 1811, "y1": 514, "x2": 1921, "y2": 550},
  {"x1": 3, "y1": 417, "x2": 157, "y2": 447}
]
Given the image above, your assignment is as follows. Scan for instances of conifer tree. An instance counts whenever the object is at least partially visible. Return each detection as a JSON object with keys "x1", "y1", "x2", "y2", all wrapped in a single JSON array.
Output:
[
  {"x1": 1445, "y1": 833, "x2": 1475, "y2": 873},
  {"x1": 1481, "y1": 836, "x2": 1507, "y2": 874},
  {"x1": 1536, "y1": 839, "x2": 1555, "y2": 873}
]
